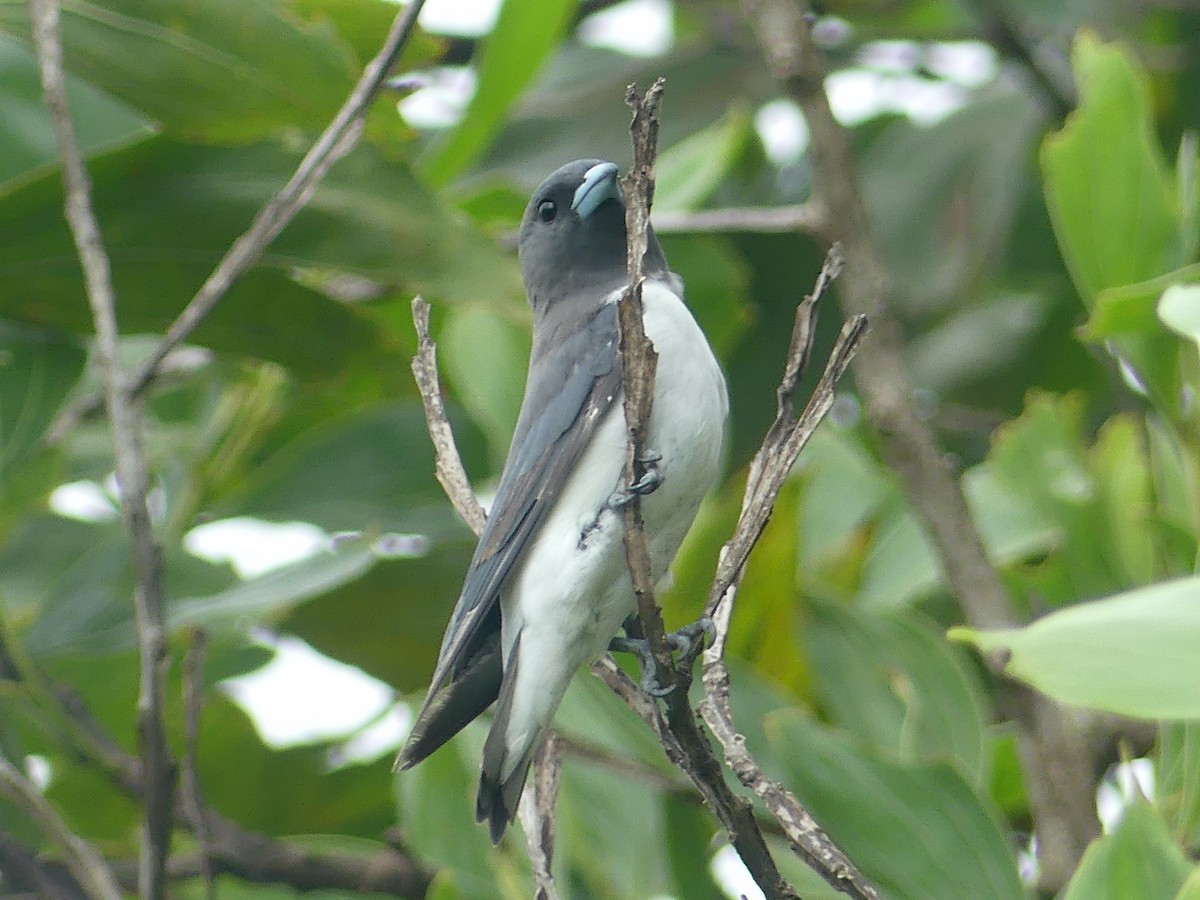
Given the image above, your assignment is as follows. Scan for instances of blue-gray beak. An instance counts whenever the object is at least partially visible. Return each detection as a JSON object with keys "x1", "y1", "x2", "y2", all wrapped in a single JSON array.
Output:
[{"x1": 570, "y1": 162, "x2": 620, "y2": 220}]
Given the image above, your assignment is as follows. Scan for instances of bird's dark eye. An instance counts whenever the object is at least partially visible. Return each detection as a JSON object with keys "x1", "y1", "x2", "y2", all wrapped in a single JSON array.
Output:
[{"x1": 537, "y1": 200, "x2": 557, "y2": 223}]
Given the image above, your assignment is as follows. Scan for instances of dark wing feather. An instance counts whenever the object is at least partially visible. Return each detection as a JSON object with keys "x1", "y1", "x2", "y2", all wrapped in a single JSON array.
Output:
[{"x1": 397, "y1": 302, "x2": 621, "y2": 768}]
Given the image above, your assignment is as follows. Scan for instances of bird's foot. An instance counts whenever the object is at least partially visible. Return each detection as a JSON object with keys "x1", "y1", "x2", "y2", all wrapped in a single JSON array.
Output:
[
  {"x1": 608, "y1": 616, "x2": 714, "y2": 697},
  {"x1": 667, "y1": 617, "x2": 716, "y2": 658},
  {"x1": 607, "y1": 450, "x2": 664, "y2": 509},
  {"x1": 608, "y1": 636, "x2": 674, "y2": 697}
]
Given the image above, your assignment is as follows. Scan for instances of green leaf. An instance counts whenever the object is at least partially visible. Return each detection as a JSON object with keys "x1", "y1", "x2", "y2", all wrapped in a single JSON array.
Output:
[
  {"x1": 857, "y1": 460, "x2": 1060, "y2": 609},
  {"x1": 440, "y1": 305, "x2": 530, "y2": 467},
  {"x1": 1041, "y1": 32, "x2": 1178, "y2": 304},
  {"x1": 0, "y1": 139, "x2": 521, "y2": 355},
  {"x1": 767, "y1": 714, "x2": 1024, "y2": 900},
  {"x1": 1061, "y1": 802, "x2": 1192, "y2": 900},
  {"x1": 950, "y1": 574, "x2": 1200, "y2": 718},
  {"x1": 1176, "y1": 867, "x2": 1200, "y2": 900},
  {"x1": 0, "y1": 323, "x2": 85, "y2": 508},
  {"x1": 0, "y1": 0, "x2": 358, "y2": 142},
  {"x1": 655, "y1": 107, "x2": 753, "y2": 214},
  {"x1": 395, "y1": 726, "x2": 500, "y2": 899},
  {"x1": 281, "y1": 541, "x2": 475, "y2": 692},
  {"x1": 1159, "y1": 283, "x2": 1200, "y2": 348},
  {"x1": 663, "y1": 793, "x2": 722, "y2": 900},
  {"x1": 1158, "y1": 722, "x2": 1200, "y2": 850},
  {"x1": 169, "y1": 534, "x2": 380, "y2": 632},
  {"x1": 0, "y1": 33, "x2": 149, "y2": 191},
  {"x1": 228, "y1": 401, "x2": 483, "y2": 538},
  {"x1": 804, "y1": 602, "x2": 988, "y2": 781},
  {"x1": 422, "y1": 0, "x2": 578, "y2": 185},
  {"x1": 198, "y1": 695, "x2": 395, "y2": 837},
  {"x1": 1079, "y1": 265, "x2": 1200, "y2": 341}
]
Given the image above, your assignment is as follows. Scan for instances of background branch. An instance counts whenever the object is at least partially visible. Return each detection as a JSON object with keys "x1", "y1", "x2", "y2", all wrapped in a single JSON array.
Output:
[
  {"x1": 652, "y1": 203, "x2": 826, "y2": 236},
  {"x1": 739, "y1": 1, "x2": 1100, "y2": 888},
  {"x1": 29, "y1": 1, "x2": 175, "y2": 895},
  {"x1": 0, "y1": 758, "x2": 122, "y2": 900},
  {"x1": 125, "y1": 0, "x2": 430, "y2": 400}
]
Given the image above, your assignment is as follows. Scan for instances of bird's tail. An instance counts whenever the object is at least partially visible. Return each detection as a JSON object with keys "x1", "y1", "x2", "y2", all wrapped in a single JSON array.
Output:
[{"x1": 475, "y1": 634, "x2": 540, "y2": 844}]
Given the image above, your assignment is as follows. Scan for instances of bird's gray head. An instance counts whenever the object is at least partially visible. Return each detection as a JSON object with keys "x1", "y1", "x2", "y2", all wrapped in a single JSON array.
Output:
[{"x1": 517, "y1": 159, "x2": 669, "y2": 313}]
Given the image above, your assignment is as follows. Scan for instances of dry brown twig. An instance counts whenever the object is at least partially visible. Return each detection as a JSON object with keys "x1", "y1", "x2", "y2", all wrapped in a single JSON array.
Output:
[
  {"x1": 518, "y1": 732, "x2": 564, "y2": 900},
  {"x1": 407, "y1": 83, "x2": 877, "y2": 900}
]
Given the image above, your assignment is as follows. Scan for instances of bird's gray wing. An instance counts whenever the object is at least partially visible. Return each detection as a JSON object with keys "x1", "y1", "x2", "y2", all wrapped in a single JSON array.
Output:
[{"x1": 397, "y1": 302, "x2": 621, "y2": 767}]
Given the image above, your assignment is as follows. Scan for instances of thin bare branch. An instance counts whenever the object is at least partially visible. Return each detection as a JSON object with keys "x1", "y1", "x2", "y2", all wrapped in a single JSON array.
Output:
[
  {"x1": 125, "y1": 0, "x2": 430, "y2": 400},
  {"x1": 518, "y1": 732, "x2": 563, "y2": 900},
  {"x1": 29, "y1": 1, "x2": 175, "y2": 895},
  {"x1": 652, "y1": 202, "x2": 826, "y2": 235},
  {"x1": 616, "y1": 79, "x2": 675, "y2": 694},
  {"x1": 0, "y1": 757, "x2": 122, "y2": 900},
  {"x1": 691, "y1": 253, "x2": 876, "y2": 898},
  {"x1": 410, "y1": 296, "x2": 488, "y2": 534},
  {"x1": 181, "y1": 630, "x2": 214, "y2": 900}
]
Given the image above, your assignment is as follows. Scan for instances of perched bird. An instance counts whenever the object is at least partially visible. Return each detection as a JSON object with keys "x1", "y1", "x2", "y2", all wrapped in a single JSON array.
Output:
[{"x1": 396, "y1": 159, "x2": 728, "y2": 842}]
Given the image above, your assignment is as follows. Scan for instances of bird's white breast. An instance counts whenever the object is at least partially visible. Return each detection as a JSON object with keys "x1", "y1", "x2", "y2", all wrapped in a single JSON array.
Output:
[{"x1": 496, "y1": 278, "x2": 727, "y2": 766}]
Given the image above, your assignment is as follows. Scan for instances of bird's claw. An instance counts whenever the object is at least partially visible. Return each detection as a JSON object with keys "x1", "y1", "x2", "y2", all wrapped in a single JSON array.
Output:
[
  {"x1": 609, "y1": 616, "x2": 716, "y2": 697},
  {"x1": 607, "y1": 636, "x2": 676, "y2": 696},
  {"x1": 607, "y1": 450, "x2": 664, "y2": 509},
  {"x1": 667, "y1": 617, "x2": 716, "y2": 657}
]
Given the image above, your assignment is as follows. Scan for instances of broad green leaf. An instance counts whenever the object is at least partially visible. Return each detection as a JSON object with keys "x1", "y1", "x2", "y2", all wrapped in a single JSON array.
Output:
[
  {"x1": 663, "y1": 793, "x2": 722, "y2": 900},
  {"x1": 767, "y1": 714, "x2": 1023, "y2": 900},
  {"x1": 866, "y1": 89, "x2": 1044, "y2": 308},
  {"x1": 1061, "y1": 802, "x2": 1192, "y2": 900},
  {"x1": 804, "y1": 602, "x2": 988, "y2": 782},
  {"x1": 1159, "y1": 283, "x2": 1200, "y2": 348},
  {"x1": 983, "y1": 392, "x2": 1123, "y2": 602},
  {"x1": 950, "y1": 574, "x2": 1200, "y2": 718},
  {"x1": 1041, "y1": 33, "x2": 1178, "y2": 304},
  {"x1": 724, "y1": 478, "x2": 809, "y2": 691},
  {"x1": 281, "y1": 541, "x2": 475, "y2": 692},
  {"x1": 659, "y1": 234, "x2": 753, "y2": 357},
  {"x1": 198, "y1": 695, "x2": 394, "y2": 836},
  {"x1": 440, "y1": 305, "x2": 530, "y2": 467},
  {"x1": 0, "y1": 516, "x2": 235, "y2": 657},
  {"x1": 0, "y1": 138, "x2": 521, "y2": 346},
  {"x1": 1159, "y1": 722, "x2": 1200, "y2": 849},
  {"x1": 0, "y1": 0, "x2": 358, "y2": 142},
  {"x1": 0, "y1": 323, "x2": 85, "y2": 507},
  {"x1": 1079, "y1": 266, "x2": 1200, "y2": 341},
  {"x1": 395, "y1": 724, "x2": 500, "y2": 899},
  {"x1": 1091, "y1": 414, "x2": 1154, "y2": 587},
  {"x1": 655, "y1": 107, "x2": 754, "y2": 214},
  {"x1": 556, "y1": 733, "x2": 676, "y2": 897},
  {"x1": 857, "y1": 461, "x2": 1060, "y2": 609},
  {"x1": 1177, "y1": 867, "x2": 1200, "y2": 900},
  {"x1": 0, "y1": 33, "x2": 149, "y2": 191},
  {"x1": 423, "y1": 0, "x2": 578, "y2": 185},
  {"x1": 228, "y1": 402, "x2": 483, "y2": 538},
  {"x1": 169, "y1": 534, "x2": 379, "y2": 631}
]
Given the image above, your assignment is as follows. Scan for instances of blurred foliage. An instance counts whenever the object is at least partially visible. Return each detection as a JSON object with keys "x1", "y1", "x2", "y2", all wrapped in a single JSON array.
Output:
[{"x1": 1, "y1": 0, "x2": 1199, "y2": 898}]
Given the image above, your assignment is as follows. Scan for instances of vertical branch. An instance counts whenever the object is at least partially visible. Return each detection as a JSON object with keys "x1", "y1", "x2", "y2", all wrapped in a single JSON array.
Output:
[
  {"x1": 0, "y1": 758, "x2": 123, "y2": 900},
  {"x1": 517, "y1": 732, "x2": 563, "y2": 900},
  {"x1": 182, "y1": 630, "x2": 214, "y2": 900},
  {"x1": 617, "y1": 78, "x2": 674, "y2": 690},
  {"x1": 28, "y1": 1, "x2": 175, "y2": 896}
]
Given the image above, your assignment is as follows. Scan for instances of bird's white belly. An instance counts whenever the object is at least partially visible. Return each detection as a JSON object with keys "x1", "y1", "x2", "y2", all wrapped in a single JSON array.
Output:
[{"x1": 497, "y1": 280, "x2": 727, "y2": 757}]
